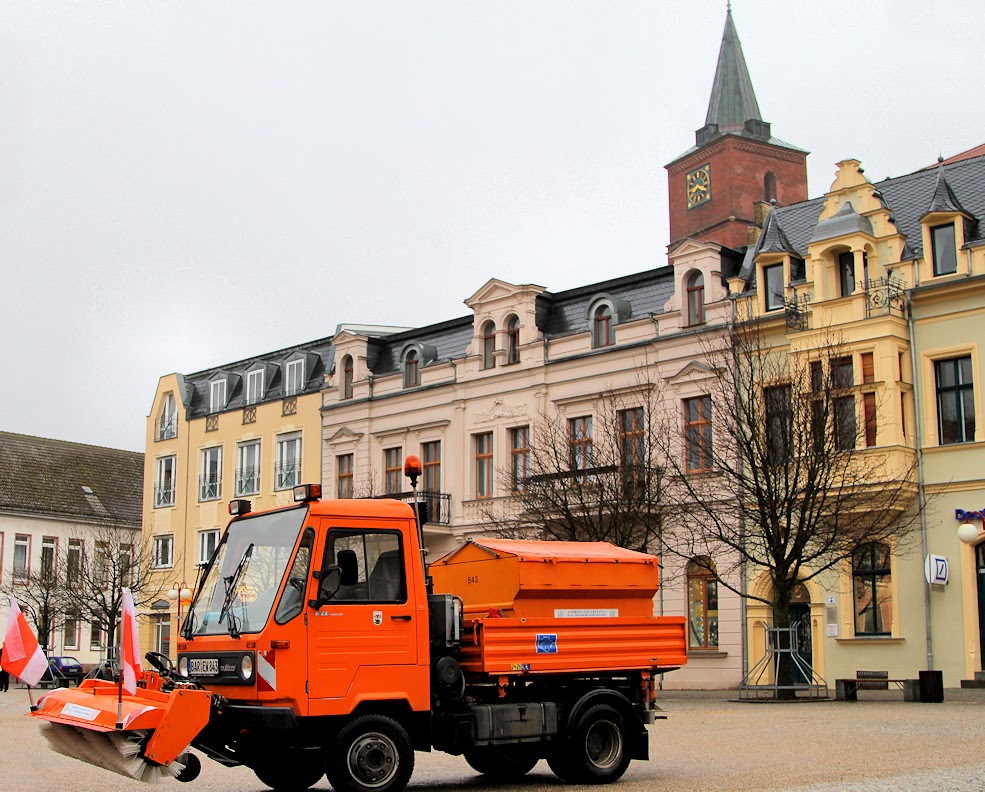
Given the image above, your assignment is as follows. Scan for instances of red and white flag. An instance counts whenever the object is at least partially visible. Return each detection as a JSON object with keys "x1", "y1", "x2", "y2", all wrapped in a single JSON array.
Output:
[
  {"x1": 2, "y1": 595, "x2": 48, "y2": 687},
  {"x1": 120, "y1": 587, "x2": 142, "y2": 695}
]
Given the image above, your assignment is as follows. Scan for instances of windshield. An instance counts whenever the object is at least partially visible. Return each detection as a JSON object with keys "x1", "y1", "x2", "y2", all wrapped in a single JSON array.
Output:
[{"x1": 185, "y1": 506, "x2": 308, "y2": 637}]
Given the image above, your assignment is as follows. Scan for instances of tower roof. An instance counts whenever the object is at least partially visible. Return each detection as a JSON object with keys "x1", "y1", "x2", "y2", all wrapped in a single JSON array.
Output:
[{"x1": 704, "y1": 9, "x2": 762, "y2": 134}]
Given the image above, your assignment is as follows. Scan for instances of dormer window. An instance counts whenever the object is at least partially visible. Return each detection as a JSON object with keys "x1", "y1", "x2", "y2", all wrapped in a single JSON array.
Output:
[
  {"x1": 285, "y1": 359, "x2": 305, "y2": 396},
  {"x1": 686, "y1": 271, "x2": 705, "y2": 326},
  {"x1": 763, "y1": 264, "x2": 784, "y2": 311},
  {"x1": 246, "y1": 369, "x2": 265, "y2": 405},
  {"x1": 158, "y1": 392, "x2": 177, "y2": 440},
  {"x1": 593, "y1": 305, "x2": 613, "y2": 348},
  {"x1": 931, "y1": 223, "x2": 957, "y2": 276},
  {"x1": 481, "y1": 321, "x2": 496, "y2": 370},
  {"x1": 342, "y1": 355, "x2": 354, "y2": 400},
  {"x1": 506, "y1": 315, "x2": 520, "y2": 364},
  {"x1": 209, "y1": 379, "x2": 227, "y2": 413},
  {"x1": 403, "y1": 349, "x2": 420, "y2": 388}
]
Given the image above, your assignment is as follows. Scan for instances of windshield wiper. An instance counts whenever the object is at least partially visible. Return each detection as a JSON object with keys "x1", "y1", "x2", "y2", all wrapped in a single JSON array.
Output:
[{"x1": 218, "y1": 543, "x2": 254, "y2": 638}]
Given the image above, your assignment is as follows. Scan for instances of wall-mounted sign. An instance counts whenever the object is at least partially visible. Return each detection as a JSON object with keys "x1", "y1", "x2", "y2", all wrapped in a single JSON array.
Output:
[
  {"x1": 955, "y1": 509, "x2": 985, "y2": 521},
  {"x1": 925, "y1": 554, "x2": 950, "y2": 586}
]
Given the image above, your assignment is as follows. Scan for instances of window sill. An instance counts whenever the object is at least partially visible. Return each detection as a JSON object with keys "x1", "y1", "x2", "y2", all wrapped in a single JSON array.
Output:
[
  {"x1": 688, "y1": 650, "x2": 728, "y2": 658},
  {"x1": 152, "y1": 564, "x2": 174, "y2": 570},
  {"x1": 835, "y1": 637, "x2": 904, "y2": 645}
]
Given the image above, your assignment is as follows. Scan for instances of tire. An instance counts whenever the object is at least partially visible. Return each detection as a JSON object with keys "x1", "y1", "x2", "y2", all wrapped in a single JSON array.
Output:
[
  {"x1": 326, "y1": 715, "x2": 415, "y2": 792},
  {"x1": 464, "y1": 745, "x2": 539, "y2": 781},
  {"x1": 254, "y1": 751, "x2": 325, "y2": 791},
  {"x1": 547, "y1": 703, "x2": 631, "y2": 785}
]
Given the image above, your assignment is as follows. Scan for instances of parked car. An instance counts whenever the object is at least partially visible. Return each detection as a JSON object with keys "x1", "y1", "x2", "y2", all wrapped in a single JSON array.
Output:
[{"x1": 44, "y1": 656, "x2": 84, "y2": 687}]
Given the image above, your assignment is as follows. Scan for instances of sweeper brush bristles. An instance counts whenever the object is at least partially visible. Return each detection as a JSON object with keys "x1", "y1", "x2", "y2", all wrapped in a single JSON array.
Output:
[{"x1": 38, "y1": 722, "x2": 184, "y2": 784}]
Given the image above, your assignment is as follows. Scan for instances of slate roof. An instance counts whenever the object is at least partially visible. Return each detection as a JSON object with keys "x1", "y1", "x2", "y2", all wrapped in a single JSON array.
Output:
[
  {"x1": 704, "y1": 9, "x2": 763, "y2": 135},
  {"x1": 738, "y1": 153, "x2": 985, "y2": 286},
  {"x1": 0, "y1": 432, "x2": 143, "y2": 526},
  {"x1": 183, "y1": 336, "x2": 336, "y2": 420}
]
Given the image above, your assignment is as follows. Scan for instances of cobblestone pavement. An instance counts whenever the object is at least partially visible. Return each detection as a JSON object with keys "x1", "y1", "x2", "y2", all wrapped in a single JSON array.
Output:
[{"x1": 1, "y1": 687, "x2": 983, "y2": 791}]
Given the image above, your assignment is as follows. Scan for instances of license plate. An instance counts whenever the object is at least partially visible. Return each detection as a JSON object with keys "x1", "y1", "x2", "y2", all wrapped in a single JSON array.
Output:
[{"x1": 190, "y1": 658, "x2": 219, "y2": 676}]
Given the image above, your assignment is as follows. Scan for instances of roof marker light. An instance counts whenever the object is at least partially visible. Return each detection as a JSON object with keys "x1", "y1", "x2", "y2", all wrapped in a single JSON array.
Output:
[
  {"x1": 293, "y1": 484, "x2": 322, "y2": 503},
  {"x1": 229, "y1": 499, "x2": 252, "y2": 516}
]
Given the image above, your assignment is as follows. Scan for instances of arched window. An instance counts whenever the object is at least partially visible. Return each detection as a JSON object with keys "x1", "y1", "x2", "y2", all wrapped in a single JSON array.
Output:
[
  {"x1": 764, "y1": 171, "x2": 777, "y2": 202},
  {"x1": 341, "y1": 355, "x2": 353, "y2": 400},
  {"x1": 593, "y1": 304, "x2": 613, "y2": 348},
  {"x1": 686, "y1": 271, "x2": 704, "y2": 326},
  {"x1": 686, "y1": 557, "x2": 719, "y2": 649},
  {"x1": 481, "y1": 321, "x2": 496, "y2": 370},
  {"x1": 505, "y1": 315, "x2": 520, "y2": 364},
  {"x1": 403, "y1": 349, "x2": 419, "y2": 388}
]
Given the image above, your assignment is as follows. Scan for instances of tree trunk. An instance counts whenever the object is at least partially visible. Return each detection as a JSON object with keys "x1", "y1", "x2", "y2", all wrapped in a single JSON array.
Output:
[{"x1": 773, "y1": 587, "x2": 796, "y2": 700}]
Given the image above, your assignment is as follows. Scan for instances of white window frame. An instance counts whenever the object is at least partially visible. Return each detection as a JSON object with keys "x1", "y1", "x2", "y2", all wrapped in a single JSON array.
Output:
[
  {"x1": 67, "y1": 538, "x2": 83, "y2": 585},
  {"x1": 155, "y1": 455, "x2": 177, "y2": 507},
  {"x1": 13, "y1": 534, "x2": 30, "y2": 580},
  {"x1": 198, "y1": 529, "x2": 220, "y2": 565},
  {"x1": 200, "y1": 446, "x2": 223, "y2": 501},
  {"x1": 63, "y1": 613, "x2": 80, "y2": 651},
  {"x1": 209, "y1": 379, "x2": 227, "y2": 413},
  {"x1": 275, "y1": 432, "x2": 303, "y2": 490},
  {"x1": 89, "y1": 622, "x2": 104, "y2": 651},
  {"x1": 237, "y1": 441, "x2": 261, "y2": 495},
  {"x1": 153, "y1": 614, "x2": 172, "y2": 657},
  {"x1": 159, "y1": 392, "x2": 178, "y2": 440},
  {"x1": 285, "y1": 359, "x2": 305, "y2": 397},
  {"x1": 41, "y1": 536, "x2": 57, "y2": 579},
  {"x1": 152, "y1": 534, "x2": 174, "y2": 569},
  {"x1": 246, "y1": 369, "x2": 265, "y2": 405}
]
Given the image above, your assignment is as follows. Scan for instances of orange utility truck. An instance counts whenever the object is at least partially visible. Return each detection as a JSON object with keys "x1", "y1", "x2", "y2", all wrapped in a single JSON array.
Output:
[{"x1": 34, "y1": 469, "x2": 686, "y2": 792}]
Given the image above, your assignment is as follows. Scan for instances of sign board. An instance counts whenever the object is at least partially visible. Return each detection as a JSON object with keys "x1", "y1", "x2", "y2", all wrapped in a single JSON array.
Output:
[{"x1": 925, "y1": 554, "x2": 949, "y2": 586}]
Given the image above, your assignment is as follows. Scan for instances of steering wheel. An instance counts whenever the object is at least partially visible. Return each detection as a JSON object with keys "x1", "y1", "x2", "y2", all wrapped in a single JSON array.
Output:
[
  {"x1": 144, "y1": 651, "x2": 173, "y2": 676},
  {"x1": 288, "y1": 577, "x2": 305, "y2": 593}
]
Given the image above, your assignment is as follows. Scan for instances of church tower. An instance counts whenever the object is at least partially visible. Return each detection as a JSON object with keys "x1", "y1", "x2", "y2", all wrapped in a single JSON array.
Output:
[{"x1": 666, "y1": 9, "x2": 808, "y2": 250}]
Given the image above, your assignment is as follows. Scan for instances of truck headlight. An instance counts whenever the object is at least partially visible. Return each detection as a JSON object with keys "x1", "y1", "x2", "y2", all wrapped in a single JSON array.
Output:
[
  {"x1": 178, "y1": 656, "x2": 188, "y2": 677},
  {"x1": 240, "y1": 654, "x2": 254, "y2": 680}
]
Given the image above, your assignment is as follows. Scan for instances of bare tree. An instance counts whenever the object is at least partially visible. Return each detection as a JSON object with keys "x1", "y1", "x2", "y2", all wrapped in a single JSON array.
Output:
[
  {"x1": 64, "y1": 526, "x2": 170, "y2": 659},
  {"x1": 2, "y1": 548, "x2": 73, "y2": 654},
  {"x1": 656, "y1": 324, "x2": 921, "y2": 696},
  {"x1": 484, "y1": 386, "x2": 665, "y2": 552}
]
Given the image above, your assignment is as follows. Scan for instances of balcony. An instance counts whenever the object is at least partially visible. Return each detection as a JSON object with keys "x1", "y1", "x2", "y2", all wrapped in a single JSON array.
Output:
[
  {"x1": 235, "y1": 467, "x2": 260, "y2": 496},
  {"x1": 275, "y1": 462, "x2": 301, "y2": 491},
  {"x1": 865, "y1": 277, "x2": 907, "y2": 319},
  {"x1": 199, "y1": 475, "x2": 222, "y2": 502},
  {"x1": 382, "y1": 491, "x2": 451, "y2": 526},
  {"x1": 154, "y1": 483, "x2": 175, "y2": 508},
  {"x1": 157, "y1": 414, "x2": 178, "y2": 441}
]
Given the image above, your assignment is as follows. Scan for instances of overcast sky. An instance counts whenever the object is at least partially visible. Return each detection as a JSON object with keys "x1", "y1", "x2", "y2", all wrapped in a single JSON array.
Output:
[{"x1": 1, "y1": 1, "x2": 982, "y2": 453}]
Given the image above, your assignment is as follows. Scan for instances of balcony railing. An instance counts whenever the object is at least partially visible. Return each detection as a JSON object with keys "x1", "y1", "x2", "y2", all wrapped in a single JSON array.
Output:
[
  {"x1": 865, "y1": 277, "x2": 907, "y2": 319},
  {"x1": 154, "y1": 483, "x2": 175, "y2": 508},
  {"x1": 381, "y1": 491, "x2": 451, "y2": 525},
  {"x1": 199, "y1": 475, "x2": 222, "y2": 502},
  {"x1": 158, "y1": 414, "x2": 178, "y2": 441},
  {"x1": 242, "y1": 406, "x2": 257, "y2": 424},
  {"x1": 782, "y1": 294, "x2": 812, "y2": 331},
  {"x1": 235, "y1": 467, "x2": 260, "y2": 496},
  {"x1": 205, "y1": 415, "x2": 219, "y2": 432},
  {"x1": 275, "y1": 462, "x2": 301, "y2": 491},
  {"x1": 282, "y1": 397, "x2": 297, "y2": 416}
]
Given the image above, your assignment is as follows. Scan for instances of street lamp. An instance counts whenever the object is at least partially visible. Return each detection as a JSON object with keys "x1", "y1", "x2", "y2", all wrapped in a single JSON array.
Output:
[
  {"x1": 957, "y1": 510, "x2": 984, "y2": 545},
  {"x1": 167, "y1": 582, "x2": 193, "y2": 637}
]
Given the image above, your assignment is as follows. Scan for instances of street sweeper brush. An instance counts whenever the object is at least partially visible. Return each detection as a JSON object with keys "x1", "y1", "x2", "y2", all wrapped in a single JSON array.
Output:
[{"x1": 32, "y1": 677, "x2": 211, "y2": 783}]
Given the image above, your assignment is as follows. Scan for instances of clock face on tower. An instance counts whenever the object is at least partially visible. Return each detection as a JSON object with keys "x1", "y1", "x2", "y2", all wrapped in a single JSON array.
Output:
[{"x1": 686, "y1": 164, "x2": 712, "y2": 209}]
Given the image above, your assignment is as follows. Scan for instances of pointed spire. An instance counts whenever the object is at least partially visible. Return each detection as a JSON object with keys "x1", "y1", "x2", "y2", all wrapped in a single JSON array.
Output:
[
  {"x1": 702, "y1": 9, "x2": 764, "y2": 138},
  {"x1": 924, "y1": 161, "x2": 967, "y2": 216}
]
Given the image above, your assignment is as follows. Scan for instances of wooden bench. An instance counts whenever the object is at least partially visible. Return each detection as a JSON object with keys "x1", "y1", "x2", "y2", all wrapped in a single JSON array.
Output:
[{"x1": 835, "y1": 670, "x2": 921, "y2": 701}]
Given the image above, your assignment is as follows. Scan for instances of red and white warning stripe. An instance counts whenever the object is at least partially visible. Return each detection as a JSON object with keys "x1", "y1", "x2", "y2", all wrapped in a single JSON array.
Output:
[{"x1": 257, "y1": 650, "x2": 276, "y2": 693}]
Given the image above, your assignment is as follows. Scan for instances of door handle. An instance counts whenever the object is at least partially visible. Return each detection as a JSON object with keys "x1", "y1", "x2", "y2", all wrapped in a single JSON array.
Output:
[{"x1": 390, "y1": 614, "x2": 412, "y2": 621}]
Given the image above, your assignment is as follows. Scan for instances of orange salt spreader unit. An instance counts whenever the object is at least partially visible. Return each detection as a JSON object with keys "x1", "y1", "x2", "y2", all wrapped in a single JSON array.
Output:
[
  {"x1": 31, "y1": 472, "x2": 686, "y2": 792},
  {"x1": 430, "y1": 538, "x2": 687, "y2": 678}
]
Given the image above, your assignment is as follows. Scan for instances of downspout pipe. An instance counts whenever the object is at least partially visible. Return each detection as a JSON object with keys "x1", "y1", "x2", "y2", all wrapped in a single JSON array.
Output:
[{"x1": 906, "y1": 290, "x2": 933, "y2": 671}]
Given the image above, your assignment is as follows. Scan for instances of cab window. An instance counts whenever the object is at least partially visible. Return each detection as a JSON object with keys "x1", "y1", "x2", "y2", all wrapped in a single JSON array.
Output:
[
  {"x1": 275, "y1": 527, "x2": 314, "y2": 624},
  {"x1": 320, "y1": 529, "x2": 406, "y2": 604}
]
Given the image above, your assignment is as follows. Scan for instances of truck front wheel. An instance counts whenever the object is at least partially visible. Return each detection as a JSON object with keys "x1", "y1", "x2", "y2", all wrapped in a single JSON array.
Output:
[
  {"x1": 464, "y1": 746, "x2": 539, "y2": 780},
  {"x1": 327, "y1": 715, "x2": 415, "y2": 792},
  {"x1": 548, "y1": 703, "x2": 631, "y2": 785}
]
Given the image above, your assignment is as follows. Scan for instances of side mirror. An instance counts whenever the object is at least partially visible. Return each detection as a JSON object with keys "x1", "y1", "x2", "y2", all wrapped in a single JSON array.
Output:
[{"x1": 308, "y1": 564, "x2": 341, "y2": 609}]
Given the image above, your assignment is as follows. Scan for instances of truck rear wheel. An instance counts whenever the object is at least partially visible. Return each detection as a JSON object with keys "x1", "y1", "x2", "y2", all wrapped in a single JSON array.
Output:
[
  {"x1": 464, "y1": 746, "x2": 539, "y2": 780},
  {"x1": 548, "y1": 703, "x2": 631, "y2": 785},
  {"x1": 327, "y1": 715, "x2": 415, "y2": 792}
]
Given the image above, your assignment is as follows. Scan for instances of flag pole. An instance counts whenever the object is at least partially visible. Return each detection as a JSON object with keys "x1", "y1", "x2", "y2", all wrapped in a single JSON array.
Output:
[
  {"x1": 27, "y1": 683, "x2": 36, "y2": 712},
  {"x1": 116, "y1": 653, "x2": 124, "y2": 729}
]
